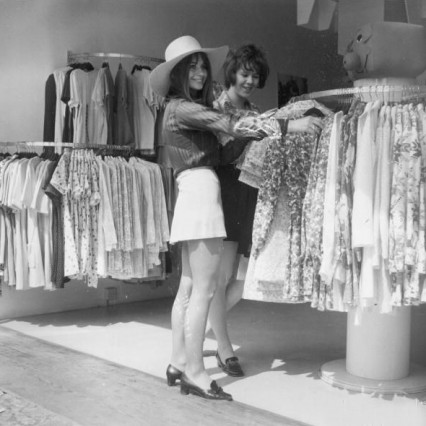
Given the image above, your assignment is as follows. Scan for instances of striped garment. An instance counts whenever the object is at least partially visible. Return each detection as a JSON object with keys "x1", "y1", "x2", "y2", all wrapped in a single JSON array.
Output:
[{"x1": 163, "y1": 98, "x2": 282, "y2": 177}]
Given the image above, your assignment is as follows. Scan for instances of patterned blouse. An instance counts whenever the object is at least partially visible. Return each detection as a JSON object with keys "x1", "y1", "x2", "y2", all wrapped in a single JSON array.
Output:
[{"x1": 162, "y1": 98, "x2": 282, "y2": 176}]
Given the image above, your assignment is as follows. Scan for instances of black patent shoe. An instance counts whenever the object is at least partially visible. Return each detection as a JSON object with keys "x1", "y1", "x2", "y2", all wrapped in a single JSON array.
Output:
[
  {"x1": 180, "y1": 375, "x2": 233, "y2": 401},
  {"x1": 166, "y1": 364, "x2": 183, "y2": 386},
  {"x1": 216, "y1": 352, "x2": 244, "y2": 377}
]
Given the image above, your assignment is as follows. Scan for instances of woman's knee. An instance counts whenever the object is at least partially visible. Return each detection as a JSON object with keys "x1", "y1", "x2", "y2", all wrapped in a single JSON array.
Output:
[{"x1": 192, "y1": 285, "x2": 217, "y2": 304}]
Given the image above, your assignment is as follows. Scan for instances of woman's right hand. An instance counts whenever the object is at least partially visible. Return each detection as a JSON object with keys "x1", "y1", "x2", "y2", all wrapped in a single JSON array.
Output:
[{"x1": 288, "y1": 116, "x2": 324, "y2": 136}]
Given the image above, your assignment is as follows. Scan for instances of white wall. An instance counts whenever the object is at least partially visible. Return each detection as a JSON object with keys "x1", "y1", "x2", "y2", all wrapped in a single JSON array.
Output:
[
  {"x1": 0, "y1": 0, "x2": 345, "y2": 319},
  {"x1": 0, "y1": 0, "x2": 346, "y2": 141},
  {"x1": 0, "y1": 277, "x2": 176, "y2": 320}
]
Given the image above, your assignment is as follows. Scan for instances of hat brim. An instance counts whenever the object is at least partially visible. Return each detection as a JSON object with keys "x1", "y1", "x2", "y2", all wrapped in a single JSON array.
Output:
[{"x1": 150, "y1": 45, "x2": 229, "y2": 97}]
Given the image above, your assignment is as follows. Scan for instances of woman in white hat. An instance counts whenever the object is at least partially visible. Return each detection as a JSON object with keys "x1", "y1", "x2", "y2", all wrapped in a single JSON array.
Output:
[{"x1": 150, "y1": 35, "x2": 323, "y2": 401}]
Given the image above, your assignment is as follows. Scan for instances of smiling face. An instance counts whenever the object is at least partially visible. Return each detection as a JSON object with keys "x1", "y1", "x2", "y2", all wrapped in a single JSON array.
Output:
[
  {"x1": 188, "y1": 54, "x2": 208, "y2": 93},
  {"x1": 231, "y1": 65, "x2": 260, "y2": 100}
]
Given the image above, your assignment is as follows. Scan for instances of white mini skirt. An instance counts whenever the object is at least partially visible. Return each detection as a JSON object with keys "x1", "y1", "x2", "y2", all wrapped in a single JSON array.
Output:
[{"x1": 170, "y1": 167, "x2": 226, "y2": 244}]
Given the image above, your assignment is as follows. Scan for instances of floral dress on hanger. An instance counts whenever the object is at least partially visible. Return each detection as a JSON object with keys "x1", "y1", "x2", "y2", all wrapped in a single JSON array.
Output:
[{"x1": 243, "y1": 100, "x2": 333, "y2": 303}]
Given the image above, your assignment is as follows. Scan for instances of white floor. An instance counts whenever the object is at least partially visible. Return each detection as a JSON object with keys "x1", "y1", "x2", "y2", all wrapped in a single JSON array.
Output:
[{"x1": 2, "y1": 297, "x2": 426, "y2": 426}]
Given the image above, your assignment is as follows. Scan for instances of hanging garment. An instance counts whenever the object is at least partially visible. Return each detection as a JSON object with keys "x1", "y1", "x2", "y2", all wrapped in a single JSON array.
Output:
[
  {"x1": 0, "y1": 155, "x2": 18, "y2": 285},
  {"x1": 378, "y1": 105, "x2": 393, "y2": 263},
  {"x1": 9, "y1": 159, "x2": 30, "y2": 290},
  {"x1": 104, "y1": 66, "x2": 115, "y2": 145},
  {"x1": 22, "y1": 157, "x2": 46, "y2": 288},
  {"x1": 243, "y1": 101, "x2": 333, "y2": 304},
  {"x1": 96, "y1": 156, "x2": 117, "y2": 277},
  {"x1": 389, "y1": 103, "x2": 422, "y2": 305},
  {"x1": 53, "y1": 67, "x2": 72, "y2": 152},
  {"x1": 319, "y1": 111, "x2": 344, "y2": 286},
  {"x1": 68, "y1": 69, "x2": 97, "y2": 145},
  {"x1": 32, "y1": 159, "x2": 54, "y2": 290},
  {"x1": 61, "y1": 68, "x2": 74, "y2": 143},
  {"x1": 43, "y1": 74, "x2": 56, "y2": 142},
  {"x1": 114, "y1": 66, "x2": 134, "y2": 146},
  {"x1": 337, "y1": 101, "x2": 365, "y2": 308},
  {"x1": 244, "y1": 97, "x2": 426, "y2": 310},
  {"x1": 131, "y1": 68, "x2": 162, "y2": 151},
  {"x1": 354, "y1": 101, "x2": 383, "y2": 307},
  {"x1": 416, "y1": 104, "x2": 426, "y2": 303},
  {"x1": 243, "y1": 184, "x2": 291, "y2": 302},
  {"x1": 0, "y1": 141, "x2": 172, "y2": 291},
  {"x1": 43, "y1": 159, "x2": 65, "y2": 288},
  {"x1": 91, "y1": 67, "x2": 114, "y2": 145},
  {"x1": 50, "y1": 149, "x2": 80, "y2": 278}
]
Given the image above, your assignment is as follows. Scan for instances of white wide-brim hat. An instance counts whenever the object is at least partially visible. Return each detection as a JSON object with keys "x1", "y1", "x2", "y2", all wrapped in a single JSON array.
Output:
[{"x1": 150, "y1": 35, "x2": 229, "y2": 97}]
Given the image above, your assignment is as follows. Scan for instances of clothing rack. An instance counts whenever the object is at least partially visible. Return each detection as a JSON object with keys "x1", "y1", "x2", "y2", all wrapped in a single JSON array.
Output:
[
  {"x1": 292, "y1": 84, "x2": 426, "y2": 107},
  {"x1": 0, "y1": 141, "x2": 138, "y2": 151},
  {"x1": 67, "y1": 51, "x2": 163, "y2": 67},
  {"x1": 309, "y1": 82, "x2": 426, "y2": 395},
  {"x1": 0, "y1": 139, "x2": 168, "y2": 292}
]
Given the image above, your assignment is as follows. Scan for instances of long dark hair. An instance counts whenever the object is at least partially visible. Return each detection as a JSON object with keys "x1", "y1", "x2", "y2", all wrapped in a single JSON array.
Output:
[{"x1": 168, "y1": 52, "x2": 214, "y2": 107}]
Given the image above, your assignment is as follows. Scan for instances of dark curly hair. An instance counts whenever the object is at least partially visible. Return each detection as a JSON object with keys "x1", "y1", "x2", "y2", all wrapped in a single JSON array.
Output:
[{"x1": 223, "y1": 44, "x2": 269, "y2": 90}]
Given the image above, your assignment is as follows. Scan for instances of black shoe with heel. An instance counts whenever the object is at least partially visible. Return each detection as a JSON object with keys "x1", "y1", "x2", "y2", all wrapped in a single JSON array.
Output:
[
  {"x1": 180, "y1": 374, "x2": 232, "y2": 401},
  {"x1": 166, "y1": 364, "x2": 183, "y2": 386},
  {"x1": 216, "y1": 352, "x2": 244, "y2": 377}
]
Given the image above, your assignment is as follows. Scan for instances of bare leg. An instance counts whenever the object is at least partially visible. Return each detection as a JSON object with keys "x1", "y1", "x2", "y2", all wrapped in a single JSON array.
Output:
[
  {"x1": 207, "y1": 241, "x2": 239, "y2": 360},
  {"x1": 224, "y1": 268, "x2": 244, "y2": 312},
  {"x1": 170, "y1": 243, "x2": 192, "y2": 371},
  {"x1": 184, "y1": 238, "x2": 223, "y2": 389},
  {"x1": 221, "y1": 254, "x2": 248, "y2": 314}
]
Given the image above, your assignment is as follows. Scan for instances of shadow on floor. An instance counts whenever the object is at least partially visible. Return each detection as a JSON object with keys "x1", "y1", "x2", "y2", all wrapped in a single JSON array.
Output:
[{"x1": 3, "y1": 297, "x2": 426, "y2": 407}]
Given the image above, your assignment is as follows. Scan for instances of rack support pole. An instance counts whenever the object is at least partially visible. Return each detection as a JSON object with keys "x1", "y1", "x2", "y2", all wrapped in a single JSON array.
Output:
[{"x1": 346, "y1": 306, "x2": 410, "y2": 380}]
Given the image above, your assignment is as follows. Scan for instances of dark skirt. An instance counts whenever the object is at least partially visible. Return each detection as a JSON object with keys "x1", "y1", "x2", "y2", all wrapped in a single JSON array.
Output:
[{"x1": 216, "y1": 165, "x2": 258, "y2": 257}]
